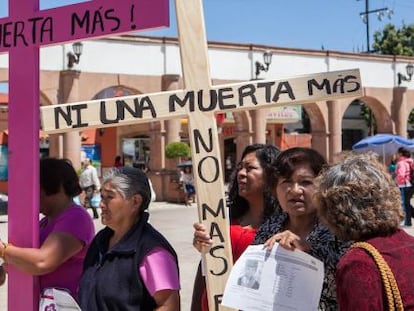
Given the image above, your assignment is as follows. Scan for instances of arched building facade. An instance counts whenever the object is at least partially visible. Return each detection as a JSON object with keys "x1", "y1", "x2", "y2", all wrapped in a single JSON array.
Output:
[{"x1": 0, "y1": 35, "x2": 412, "y2": 200}]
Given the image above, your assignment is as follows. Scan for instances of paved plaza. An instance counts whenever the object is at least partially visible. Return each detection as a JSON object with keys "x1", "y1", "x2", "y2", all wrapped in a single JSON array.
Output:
[{"x1": 0, "y1": 201, "x2": 413, "y2": 310}]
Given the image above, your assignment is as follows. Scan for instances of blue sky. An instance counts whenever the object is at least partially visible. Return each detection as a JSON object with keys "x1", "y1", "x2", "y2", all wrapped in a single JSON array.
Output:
[
  {"x1": 0, "y1": 0, "x2": 412, "y2": 52},
  {"x1": 0, "y1": 0, "x2": 409, "y2": 93}
]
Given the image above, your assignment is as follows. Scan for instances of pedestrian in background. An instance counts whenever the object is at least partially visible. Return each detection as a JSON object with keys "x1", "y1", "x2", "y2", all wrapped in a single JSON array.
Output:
[
  {"x1": 395, "y1": 147, "x2": 412, "y2": 226},
  {"x1": 113, "y1": 155, "x2": 123, "y2": 168},
  {"x1": 315, "y1": 152, "x2": 414, "y2": 310},
  {"x1": 180, "y1": 165, "x2": 196, "y2": 206},
  {"x1": 133, "y1": 161, "x2": 157, "y2": 202},
  {"x1": 388, "y1": 158, "x2": 397, "y2": 181},
  {"x1": 79, "y1": 158, "x2": 101, "y2": 219}
]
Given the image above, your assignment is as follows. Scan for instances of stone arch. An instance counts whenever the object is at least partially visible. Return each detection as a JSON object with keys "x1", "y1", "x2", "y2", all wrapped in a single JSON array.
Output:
[
  {"x1": 302, "y1": 102, "x2": 328, "y2": 156},
  {"x1": 233, "y1": 110, "x2": 251, "y2": 132},
  {"x1": 86, "y1": 84, "x2": 149, "y2": 169},
  {"x1": 232, "y1": 110, "x2": 252, "y2": 160},
  {"x1": 92, "y1": 85, "x2": 141, "y2": 99},
  {"x1": 303, "y1": 103, "x2": 326, "y2": 134},
  {"x1": 40, "y1": 91, "x2": 52, "y2": 106},
  {"x1": 358, "y1": 96, "x2": 393, "y2": 133}
]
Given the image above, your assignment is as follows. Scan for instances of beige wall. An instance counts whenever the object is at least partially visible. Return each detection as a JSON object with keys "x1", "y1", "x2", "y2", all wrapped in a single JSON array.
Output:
[{"x1": 0, "y1": 64, "x2": 413, "y2": 198}]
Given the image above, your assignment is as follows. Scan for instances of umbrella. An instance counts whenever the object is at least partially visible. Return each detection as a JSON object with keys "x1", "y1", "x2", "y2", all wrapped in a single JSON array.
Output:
[
  {"x1": 177, "y1": 160, "x2": 192, "y2": 168},
  {"x1": 352, "y1": 134, "x2": 414, "y2": 159}
]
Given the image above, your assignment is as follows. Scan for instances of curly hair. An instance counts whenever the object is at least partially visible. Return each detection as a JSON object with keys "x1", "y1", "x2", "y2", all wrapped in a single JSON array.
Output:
[
  {"x1": 227, "y1": 144, "x2": 281, "y2": 221},
  {"x1": 314, "y1": 152, "x2": 403, "y2": 241}
]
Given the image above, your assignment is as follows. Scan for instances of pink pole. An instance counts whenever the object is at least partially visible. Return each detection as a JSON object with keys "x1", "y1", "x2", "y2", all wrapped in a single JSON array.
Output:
[
  {"x1": 8, "y1": 1, "x2": 40, "y2": 309},
  {"x1": 3, "y1": 1, "x2": 168, "y2": 310}
]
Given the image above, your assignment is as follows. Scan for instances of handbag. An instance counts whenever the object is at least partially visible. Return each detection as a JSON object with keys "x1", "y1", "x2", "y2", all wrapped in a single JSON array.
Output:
[
  {"x1": 351, "y1": 242, "x2": 403, "y2": 311},
  {"x1": 39, "y1": 287, "x2": 81, "y2": 311}
]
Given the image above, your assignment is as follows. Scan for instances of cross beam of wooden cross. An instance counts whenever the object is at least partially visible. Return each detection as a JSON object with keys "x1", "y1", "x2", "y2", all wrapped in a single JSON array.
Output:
[
  {"x1": 41, "y1": 69, "x2": 362, "y2": 134},
  {"x1": 5, "y1": 1, "x2": 168, "y2": 310},
  {"x1": 41, "y1": 1, "x2": 362, "y2": 310}
]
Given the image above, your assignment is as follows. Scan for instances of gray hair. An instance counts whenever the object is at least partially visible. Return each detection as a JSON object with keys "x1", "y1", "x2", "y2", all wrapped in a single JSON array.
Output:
[
  {"x1": 103, "y1": 166, "x2": 151, "y2": 212},
  {"x1": 314, "y1": 152, "x2": 403, "y2": 241}
]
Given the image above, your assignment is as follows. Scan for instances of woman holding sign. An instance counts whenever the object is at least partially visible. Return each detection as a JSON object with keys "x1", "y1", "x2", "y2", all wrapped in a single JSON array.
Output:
[
  {"x1": 191, "y1": 144, "x2": 281, "y2": 311},
  {"x1": 255, "y1": 147, "x2": 350, "y2": 310}
]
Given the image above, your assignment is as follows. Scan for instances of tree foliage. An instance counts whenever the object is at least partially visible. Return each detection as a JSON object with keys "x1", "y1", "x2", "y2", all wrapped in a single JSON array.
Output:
[
  {"x1": 373, "y1": 23, "x2": 414, "y2": 129},
  {"x1": 359, "y1": 103, "x2": 377, "y2": 135},
  {"x1": 165, "y1": 141, "x2": 191, "y2": 160},
  {"x1": 373, "y1": 23, "x2": 414, "y2": 56}
]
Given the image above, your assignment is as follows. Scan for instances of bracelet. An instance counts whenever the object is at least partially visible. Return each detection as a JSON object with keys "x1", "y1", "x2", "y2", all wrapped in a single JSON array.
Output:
[{"x1": 0, "y1": 242, "x2": 10, "y2": 259}]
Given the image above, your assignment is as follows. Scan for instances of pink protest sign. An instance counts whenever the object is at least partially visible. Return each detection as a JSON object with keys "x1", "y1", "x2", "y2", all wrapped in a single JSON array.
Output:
[
  {"x1": 6, "y1": 1, "x2": 168, "y2": 310},
  {"x1": 0, "y1": 0, "x2": 168, "y2": 51}
]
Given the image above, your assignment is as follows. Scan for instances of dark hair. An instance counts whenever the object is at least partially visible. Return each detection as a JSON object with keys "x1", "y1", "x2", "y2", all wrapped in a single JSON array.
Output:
[
  {"x1": 40, "y1": 158, "x2": 82, "y2": 197},
  {"x1": 133, "y1": 161, "x2": 149, "y2": 171},
  {"x1": 398, "y1": 147, "x2": 411, "y2": 158},
  {"x1": 227, "y1": 144, "x2": 281, "y2": 221},
  {"x1": 267, "y1": 147, "x2": 327, "y2": 189}
]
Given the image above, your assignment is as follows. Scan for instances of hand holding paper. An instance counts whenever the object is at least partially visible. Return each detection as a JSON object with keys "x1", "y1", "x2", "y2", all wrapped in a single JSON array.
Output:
[{"x1": 222, "y1": 244, "x2": 324, "y2": 311}]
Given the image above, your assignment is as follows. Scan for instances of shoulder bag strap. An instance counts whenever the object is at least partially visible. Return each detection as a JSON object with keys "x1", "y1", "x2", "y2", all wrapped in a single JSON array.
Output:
[{"x1": 351, "y1": 242, "x2": 403, "y2": 311}]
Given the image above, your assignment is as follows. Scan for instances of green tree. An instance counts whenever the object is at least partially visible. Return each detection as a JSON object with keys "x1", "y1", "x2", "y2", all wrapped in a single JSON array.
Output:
[
  {"x1": 373, "y1": 23, "x2": 414, "y2": 130},
  {"x1": 373, "y1": 23, "x2": 414, "y2": 56},
  {"x1": 359, "y1": 103, "x2": 377, "y2": 135},
  {"x1": 165, "y1": 141, "x2": 191, "y2": 163}
]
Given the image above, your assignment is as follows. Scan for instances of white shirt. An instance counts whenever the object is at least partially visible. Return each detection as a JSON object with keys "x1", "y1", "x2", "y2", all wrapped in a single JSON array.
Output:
[
  {"x1": 180, "y1": 172, "x2": 194, "y2": 185},
  {"x1": 79, "y1": 164, "x2": 101, "y2": 190}
]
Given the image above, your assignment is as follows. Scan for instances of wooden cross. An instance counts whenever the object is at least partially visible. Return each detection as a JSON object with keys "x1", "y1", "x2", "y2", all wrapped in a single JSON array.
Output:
[
  {"x1": 41, "y1": 0, "x2": 363, "y2": 310},
  {"x1": 4, "y1": 0, "x2": 168, "y2": 310}
]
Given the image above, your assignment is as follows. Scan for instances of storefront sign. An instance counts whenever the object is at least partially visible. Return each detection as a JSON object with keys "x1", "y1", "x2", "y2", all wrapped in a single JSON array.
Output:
[{"x1": 266, "y1": 105, "x2": 302, "y2": 123}]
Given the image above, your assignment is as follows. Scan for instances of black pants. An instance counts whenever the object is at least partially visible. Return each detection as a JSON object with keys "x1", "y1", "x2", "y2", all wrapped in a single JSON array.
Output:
[
  {"x1": 83, "y1": 185, "x2": 99, "y2": 219},
  {"x1": 401, "y1": 186, "x2": 412, "y2": 226}
]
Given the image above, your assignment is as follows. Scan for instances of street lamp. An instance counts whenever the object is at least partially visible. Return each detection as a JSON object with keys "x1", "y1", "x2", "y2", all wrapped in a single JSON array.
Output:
[
  {"x1": 397, "y1": 63, "x2": 414, "y2": 86},
  {"x1": 358, "y1": 0, "x2": 392, "y2": 53},
  {"x1": 67, "y1": 42, "x2": 83, "y2": 69},
  {"x1": 255, "y1": 50, "x2": 272, "y2": 79}
]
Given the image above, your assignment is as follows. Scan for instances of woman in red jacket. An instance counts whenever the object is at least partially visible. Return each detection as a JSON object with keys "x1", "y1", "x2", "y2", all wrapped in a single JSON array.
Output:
[
  {"x1": 315, "y1": 152, "x2": 414, "y2": 310},
  {"x1": 191, "y1": 144, "x2": 281, "y2": 311}
]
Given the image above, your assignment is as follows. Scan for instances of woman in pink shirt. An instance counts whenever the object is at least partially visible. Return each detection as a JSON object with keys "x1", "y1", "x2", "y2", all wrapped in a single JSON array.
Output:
[
  {"x1": 0, "y1": 158, "x2": 95, "y2": 300},
  {"x1": 395, "y1": 147, "x2": 413, "y2": 226}
]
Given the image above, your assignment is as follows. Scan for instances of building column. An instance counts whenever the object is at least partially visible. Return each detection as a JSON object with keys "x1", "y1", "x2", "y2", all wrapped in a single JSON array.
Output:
[
  {"x1": 59, "y1": 70, "x2": 82, "y2": 170},
  {"x1": 251, "y1": 109, "x2": 267, "y2": 143},
  {"x1": 48, "y1": 134, "x2": 63, "y2": 158},
  {"x1": 235, "y1": 130, "x2": 252, "y2": 162},
  {"x1": 148, "y1": 121, "x2": 165, "y2": 200},
  {"x1": 162, "y1": 74, "x2": 181, "y2": 169},
  {"x1": 163, "y1": 74, "x2": 181, "y2": 143},
  {"x1": 327, "y1": 100, "x2": 341, "y2": 163},
  {"x1": 311, "y1": 130, "x2": 329, "y2": 161},
  {"x1": 395, "y1": 87, "x2": 409, "y2": 137}
]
